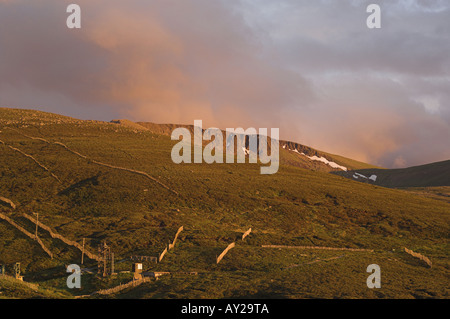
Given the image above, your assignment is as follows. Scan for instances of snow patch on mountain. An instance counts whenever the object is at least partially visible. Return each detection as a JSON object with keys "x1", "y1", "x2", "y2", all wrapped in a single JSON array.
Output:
[
  {"x1": 307, "y1": 155, "x2": 348, "y2": 171},
  {"x1": 352, "y1": 172, "x2": 377, "y2": 182},
  {"x1": 288, "y1": 148, "x2": 347, "y2": 171}
]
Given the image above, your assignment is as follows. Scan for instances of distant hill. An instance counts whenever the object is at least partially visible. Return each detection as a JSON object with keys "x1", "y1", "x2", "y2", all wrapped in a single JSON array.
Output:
[
  {"x1": 333, "y1": 160, "x2": 450, "y2": 188},
  {"x1": 134, "y1": 121, "x2": 380, "y2": 172}
]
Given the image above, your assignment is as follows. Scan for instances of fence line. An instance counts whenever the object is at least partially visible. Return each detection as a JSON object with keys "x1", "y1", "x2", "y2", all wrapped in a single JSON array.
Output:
[
  {"x1": 242, "y1": 228, "x2": 252, "y2": 241},
  {"x1": 130, "y1": 255, "x2": 158, "y2": 263},
  {"x1": 55, "y1": 139, "x2": 177, "y2": 195},
  {"x1": 159, "y1": 246, "x2": 168, "y2": 262},
  {"x1": 168, "y1": 226, "x2": 184, "y2": 250},
  {"x1": 21, "y1": 212, "x2": 101, "y2": 262},
  {"x1": 159, "y1": 226, "x2": 184, "y2": 262},
  {"x1": 261, "y1": 245, "x2": 373, "y2": 252},
  {"x1": 8, "y1": 129, "x2": 178, "y2": 195},
  {"x1": 89, "y1": 272, "x2": 197, "y2": 297},
  {"x1": 88, "y1": 159, "x2": 179, "y2": 196},
  {"x1": 217, "y1": 242, "x2": 235, "y2": 264},
  {"x1": 0, "y1": 212, "x2": 53, "y2": 258},
  {"x1": 404, "y1": 247, "x2": 432, "y2": 267},
  {"x1": 95, "y1": 277, "x2": 151, "y2": 295},
  {"x1": 0, "y1": 196, "x2": 16, "y2": 209},
  {"x1": 2, "y1": 143, "x2": 61, "y2": 182}
]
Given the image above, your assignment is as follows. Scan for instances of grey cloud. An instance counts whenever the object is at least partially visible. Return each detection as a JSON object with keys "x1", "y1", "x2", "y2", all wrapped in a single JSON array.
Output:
[{"x1": 0, "y1": 0, "x2": 448, "y2": 167}]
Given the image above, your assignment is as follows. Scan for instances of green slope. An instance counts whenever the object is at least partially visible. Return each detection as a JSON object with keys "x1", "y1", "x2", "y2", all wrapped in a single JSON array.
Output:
[
  {"x1": 334, "y1": 160, "x2": 450, "y2": 188},
  {"x1": 0, "y1": 108, "x2": 449, "y2": 299}
]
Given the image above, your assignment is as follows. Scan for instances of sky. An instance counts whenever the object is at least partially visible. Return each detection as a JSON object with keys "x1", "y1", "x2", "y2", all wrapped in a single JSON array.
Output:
[{"x1": 0, "y1": 0, "x2": 449, "y2": 168}]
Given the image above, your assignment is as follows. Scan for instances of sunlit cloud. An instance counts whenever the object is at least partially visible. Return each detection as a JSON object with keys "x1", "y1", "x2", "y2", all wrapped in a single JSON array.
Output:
[{"x1": 0, "y1": 0, "x2": 449, "y2": 168}]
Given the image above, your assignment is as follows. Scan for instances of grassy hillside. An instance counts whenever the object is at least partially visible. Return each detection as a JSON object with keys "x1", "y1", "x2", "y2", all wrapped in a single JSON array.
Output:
[
  {"x1": 400, "y1": 187, "x2": 450, "y2": 205},
  {"x1": 0, "y1": 108, "x2": 449, "y2": 299}
]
